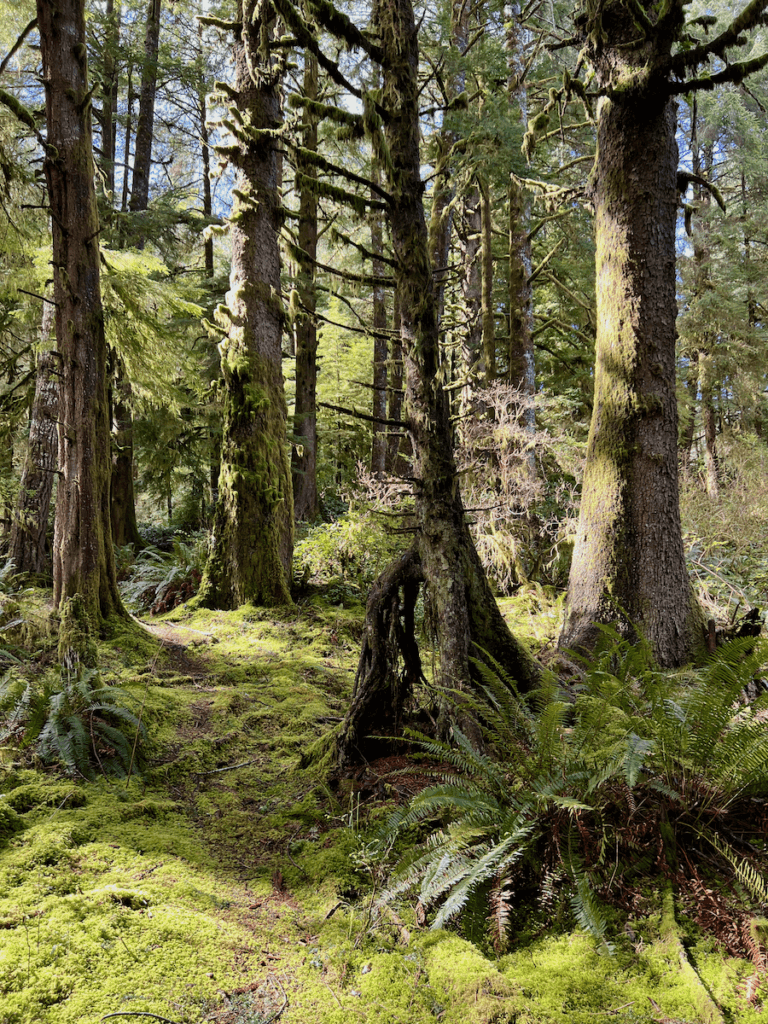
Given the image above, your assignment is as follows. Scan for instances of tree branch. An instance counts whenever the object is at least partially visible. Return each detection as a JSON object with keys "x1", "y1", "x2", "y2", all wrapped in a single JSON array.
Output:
[
  {"x1": 0, "y1": 18, "x2": 37, "y2": 78},
  {"x1": 670, "y1": 51, "x2": 768, "y2": 95},
  {"x1": 668, "y1": 0, "x2": 768, "y2": 73},
  {"x1": 318, "y1": 401, "x2": 407, "y2": 428}
]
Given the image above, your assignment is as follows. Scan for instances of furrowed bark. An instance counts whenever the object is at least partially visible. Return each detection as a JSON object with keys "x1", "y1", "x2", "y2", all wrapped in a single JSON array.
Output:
[
  {"x1": 38, "y1": 0, "x2": 126, "y2": 651},
  {"x1": 197, "y1": 1, "x2": 293, "y2": 608}
]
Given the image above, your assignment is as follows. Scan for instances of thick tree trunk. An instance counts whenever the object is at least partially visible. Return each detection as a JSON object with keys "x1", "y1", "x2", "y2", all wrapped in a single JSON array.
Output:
[
  {"x1": 197, "y1": 2, "x2": 293, "y2": 608},
  {"x1": 559, "y1": 86, "x2": 703, "y2": 665},
  {"x1": 291, "y1": 53, "x2": 319, "y2": 519},
  {"x1": 337, "y1": 0, "x2": 539, "y2": 768},
  {"x1": 38, "y1": 0, "x2": 125, "y2": 638},
  {"x1": 8, "y1": 302, "x2": 58, "y2": 575}
]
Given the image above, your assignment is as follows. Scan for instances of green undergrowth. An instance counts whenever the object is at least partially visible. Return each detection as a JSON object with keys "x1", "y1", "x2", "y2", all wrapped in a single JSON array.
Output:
[{"x1": 1, "y1": 589, "x2": 767, "y2": 1023}]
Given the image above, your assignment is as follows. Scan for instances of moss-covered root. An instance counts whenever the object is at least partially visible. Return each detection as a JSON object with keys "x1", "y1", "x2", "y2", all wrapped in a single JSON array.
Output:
[{"x1": 660, "y1": 882, "x2": 727, "y2": 1024}]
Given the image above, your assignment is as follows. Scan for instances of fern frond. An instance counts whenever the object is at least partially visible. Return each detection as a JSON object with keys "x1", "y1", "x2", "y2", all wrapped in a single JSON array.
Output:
[{"x1": 703, "y1": 830, "x2": 768, "y2": 904}]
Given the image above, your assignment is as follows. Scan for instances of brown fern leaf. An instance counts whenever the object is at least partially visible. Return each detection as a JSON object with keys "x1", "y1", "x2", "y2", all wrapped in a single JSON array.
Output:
[{"x1": 488, "y1": 873, "x2": 514, "y2": 954}]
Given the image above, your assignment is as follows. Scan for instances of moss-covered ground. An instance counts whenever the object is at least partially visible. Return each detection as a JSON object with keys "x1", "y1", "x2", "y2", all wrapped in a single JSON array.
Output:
[{"x1": 1, "y1": 587, "x2": 765, "y2": 1024}]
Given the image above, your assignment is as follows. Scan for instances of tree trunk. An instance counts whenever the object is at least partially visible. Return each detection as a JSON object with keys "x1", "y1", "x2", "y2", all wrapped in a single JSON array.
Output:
[
  {"x1": 679, "y1": 349, "x2": 698, "y2": 477},
  {"x1": 197, "y1": 1, "x2": 293, "y2": 608},
  {"x1": 337, "y1": 0, "x2": 539, "y2": 768},
  {"x1": 8, "y1": 301, "x2": 58, "y2": 575},
  {"x1": 480, "y1": 178, "x2": 496, "y2": 382},
  {"x1": 197, "y1": 22, "x2": 215, "y2": 279},
  {"x1": 385, "y1": 288, "x2": 408, "y2": 475},
  {"x1": 457, "y1": 181, "x2": 483, "y2": 433},
  {"x1": 559, "y1": 75, "x2": 702, "y2": 665},
  {"x1": 505, "y1": 3, "x2": 535, "y2": 431},
  {"x1": 94, "y1": 0, "x2": 119, "y2": 200},
  {"x1": 291, "y1": 52, "x2": 320, "y2": 520},
  {"x1": 129, "y1": 0, "x2": 162, "y2": 229},
  {"x1": 110, "y1": 356, "x2": 143, "y2": 548},
  {"x1": 120, "y1": 64, "x2": 134, "y2": 218},
  {"x1": 370, "y1": 160, "x2": 389, "y2": 478},
  {"x1": 38, "y1": 0, "x2": 126, "y2": 641},
  {"x1": 699, "y1": 351, "x2": 719, "y2": 500}
]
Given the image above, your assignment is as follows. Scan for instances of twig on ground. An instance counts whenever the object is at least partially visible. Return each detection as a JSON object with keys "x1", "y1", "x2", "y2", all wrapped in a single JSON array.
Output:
[
  {"x1": 100, "y1": 1013, "x2": 182, "y2": 1024},
  {"x1": 193, "y1": 758, "x2": 262, "y2": 777}
]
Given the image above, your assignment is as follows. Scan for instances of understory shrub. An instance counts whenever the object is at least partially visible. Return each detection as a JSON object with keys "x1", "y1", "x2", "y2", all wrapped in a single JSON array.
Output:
[
  {"x1": 456, "y1": 384, "x2": 583, "y2": 592},
  {"x1": 0, "y1": 666, "x2": 146, "y2": 778},
  {"x1": 294, "y1": 504, "x2": 402, "y2": 598},
  {"x1": 378, "y1": 632, "x2": 768, "y2": 957},
  {"x1": 119, "y1": 533, "x2": 206, "y2": 613},
  {"x1": 683, "y1": 430, "x2": 768, "y2": 623}
]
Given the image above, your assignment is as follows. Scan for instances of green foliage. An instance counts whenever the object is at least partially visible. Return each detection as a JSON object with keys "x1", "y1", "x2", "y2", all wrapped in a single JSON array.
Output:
[
  {"x1": 0, "y1": 666, "x2": 146, "y2": 779},
  {"x1": 683, "y1": 430, "x2": 768, "y2": 620},
  {"x1": 294, "y1": 505, "x2": 403, "y2": 598},
  {"x1": 119, "y1": 534, "x2": 207, "y2": 614},
  {"x1": 378, "y1": 632, "x2": 768, "y2": 953},
  {"x1": 457, "y1": 385, "x2": 583, "y2": 591}
]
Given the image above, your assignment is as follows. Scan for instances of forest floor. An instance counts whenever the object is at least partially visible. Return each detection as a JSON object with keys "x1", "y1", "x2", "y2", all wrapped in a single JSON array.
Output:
[{"x1": 0, "y1": 588, "x2": 765, "y2": 1024}]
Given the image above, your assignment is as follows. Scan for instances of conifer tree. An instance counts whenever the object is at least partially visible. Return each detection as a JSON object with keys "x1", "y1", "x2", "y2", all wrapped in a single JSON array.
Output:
[
  {"x1": 196, "y1": 0, "x2": 294, "y2": 608},
  {"x1": 271, "y1": 0, "x2": 541, "y2": 762},
  {"x1": 546, "y1": 0, "x2": 768, "y2": 666},
  {"x1": 36, "y1": 0, "x2": 127, "y2": 652}
]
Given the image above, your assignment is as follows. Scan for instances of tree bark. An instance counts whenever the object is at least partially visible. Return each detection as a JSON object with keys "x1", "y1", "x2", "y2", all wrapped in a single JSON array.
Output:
[
  {"x1": 385, "y1": 288, "x2": 409, "y2": 475},
  {"x1": 197, "y1": 22, "x2": 215, "y2": 280},
  {"x1": 94, "y1": 0, "x2": 119, "y2": 199},
  {"x1": 337, "y1": 0, "x2": 539, "y2": 768},
  {"x1": 559, "y1": 13, "x2": 703, "y2": 665},
  {"x1": 456, "y1": 181, "x2": 483, "y2": 433},
  {"x1": 110, "y1": 356, "x2": 143, "y2": 548},
  {"x1": 291, "y1": 52, "x2": 320, "y2": 519},
  {"x1": 37, "y1": 0, "x2": 125, "y2": 637},
  {"x1": 505, "y1": 3, "x2": 535, "y2": 431},
  {"x1": 370, "y1": 160, "x2": 389, "y2": 478},
  {"x1": 197, "y1": 1, "x2": 293, "y2": 608},
  {"x1": 8, "y1": 302, "x2": 58, "y2": 575},
  {"x1": 129, "y1": 0, "x2": 162, "y2": 229}
]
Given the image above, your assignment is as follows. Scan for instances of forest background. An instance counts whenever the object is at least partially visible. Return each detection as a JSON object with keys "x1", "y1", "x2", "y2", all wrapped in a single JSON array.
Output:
[{"x1": 4, "y1": 0, "x2": 768, "y2": 1021}]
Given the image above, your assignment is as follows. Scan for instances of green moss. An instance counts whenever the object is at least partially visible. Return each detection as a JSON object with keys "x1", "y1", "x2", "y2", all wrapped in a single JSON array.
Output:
[
  {"x1": 0, "y1": 803, "x2": 23, "y2": 846},
  {"x1": 3, "y1": 783, "x2": 87, "y2": 815},
  {"x1": 3, "y1": 586, "x2": 766, "y2": 1024}
]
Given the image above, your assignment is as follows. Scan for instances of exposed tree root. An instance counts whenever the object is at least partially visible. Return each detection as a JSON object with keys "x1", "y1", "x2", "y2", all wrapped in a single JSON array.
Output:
[{"x1": 336, "y1": 546, "x2": 424, "y2": 770}]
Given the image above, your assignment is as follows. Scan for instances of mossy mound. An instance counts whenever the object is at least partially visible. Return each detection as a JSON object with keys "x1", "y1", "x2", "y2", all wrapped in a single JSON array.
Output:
[{"x1": 0, "y1": 802, "x2": 23, "y2": 847}]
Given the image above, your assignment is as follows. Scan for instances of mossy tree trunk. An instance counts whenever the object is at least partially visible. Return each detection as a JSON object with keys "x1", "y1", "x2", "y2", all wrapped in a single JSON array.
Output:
[
  {"x1": 337, "y1": 0, "x2": 539, "y2": 768},
  {"x1": 385, "y1": 289, "x2": 409, "y2": 475},
  {"x1": 505, "y1": 5, "x2": 535, "y2": 432},
  {"x1": 559, "y1": 2, "x2": 704, "y2": 666},
  {"x1": 8, "y1": 302, "x2": 58, "y2": 575},
  {"x1": 291, "y1": 52, "x2": 320, "y2": 519},
  {"x1": 370, "y1": 159, "x2": 389, "y2": 478},
  {"x1": 38, "y1": 0, "x2": 126, "y2": 634},
  {"x1": 197, "y1": 0, "x2": 293, "y2": 608}
]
